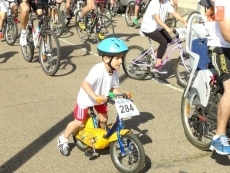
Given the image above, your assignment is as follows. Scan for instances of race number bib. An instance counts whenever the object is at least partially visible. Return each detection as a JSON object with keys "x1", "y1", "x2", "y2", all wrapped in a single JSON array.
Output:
[{"x1": 115, "y1": 98, "x2": 140, "y2": 118}]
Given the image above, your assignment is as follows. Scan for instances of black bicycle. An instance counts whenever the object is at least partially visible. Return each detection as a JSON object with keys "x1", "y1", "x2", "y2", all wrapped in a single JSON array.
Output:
[
  {"x1": 2, "y1": 0, "x2": 18, "y2": 46},
  {"x1": 21, "y1": 0, "x2": 61, "y2": 76}
]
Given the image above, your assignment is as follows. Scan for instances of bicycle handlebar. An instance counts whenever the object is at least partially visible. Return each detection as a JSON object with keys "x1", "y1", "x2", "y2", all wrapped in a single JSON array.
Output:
[{"x1": 96, "y1": 92, "x2": 132, "y2": 105}]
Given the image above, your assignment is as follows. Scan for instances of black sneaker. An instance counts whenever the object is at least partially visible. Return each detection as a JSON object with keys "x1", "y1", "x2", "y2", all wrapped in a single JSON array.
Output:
[
  {"x1": 152, "y1": 64, "x2": 168, "y2": 74},
  {"x1": 57, "y1": 138, "x2": 69, "y2": 156}
]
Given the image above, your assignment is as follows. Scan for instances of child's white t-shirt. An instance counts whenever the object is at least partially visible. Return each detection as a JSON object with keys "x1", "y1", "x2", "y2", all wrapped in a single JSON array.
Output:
[
  {"x1": 77, "y1": 62, "x2": 119, "y2": 108},
  {"x1": 141, "y1": 0, "x2": 174, "y2": 33}
]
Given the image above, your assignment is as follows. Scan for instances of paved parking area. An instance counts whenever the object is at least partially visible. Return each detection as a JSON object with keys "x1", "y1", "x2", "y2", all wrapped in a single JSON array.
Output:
[{"x1": 1, "y1": 14, "x2": 230, "y2": 173}]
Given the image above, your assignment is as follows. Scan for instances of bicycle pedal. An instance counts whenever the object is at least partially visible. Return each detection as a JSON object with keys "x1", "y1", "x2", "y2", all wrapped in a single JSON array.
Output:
[{"x1": 85, "y1": 149, "x2": 94, "y2": 157}]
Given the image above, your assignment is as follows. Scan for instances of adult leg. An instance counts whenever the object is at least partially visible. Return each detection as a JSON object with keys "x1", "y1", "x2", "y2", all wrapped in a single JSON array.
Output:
[
  {"x1": 172, "y1": 0, "x2": 178, "y2": 12},
  {"x1": 19, "y1": 1, "x2": 30, "y2": 45},
  {"x1": 133, "y1": 0, "x2": 141, "y2": 25}
]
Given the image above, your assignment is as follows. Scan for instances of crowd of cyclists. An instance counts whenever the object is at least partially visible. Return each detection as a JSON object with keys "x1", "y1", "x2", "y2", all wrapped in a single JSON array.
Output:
[{"x1": 1, "y1": 0, "x2": 230, "y2": 158}]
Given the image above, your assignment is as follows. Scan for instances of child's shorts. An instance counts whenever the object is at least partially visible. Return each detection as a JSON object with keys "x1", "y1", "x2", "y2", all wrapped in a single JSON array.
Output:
[{"x1": 73, "y1": 103, "x2": 108, "y2": 121}]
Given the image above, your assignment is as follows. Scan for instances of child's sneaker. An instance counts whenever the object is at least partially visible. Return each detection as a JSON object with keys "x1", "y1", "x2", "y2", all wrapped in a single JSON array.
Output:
[
  {"x1": 20, "y1": 32, "x2": 27, "y2": 46},
  {"x1": 210, "y1": 135, "x2": 230, "y2": 155},
  {"x1": 133, "y1": 18, "x2": 138, "y2": 25},
  {"x1": 57, "y1": 136, "x2": 69, "y2": 156},
  {"x1": 96, "y1": 28, "x2": 105, "y2": 40},
  {"x1": 151, "y1": 63, "x2": 168, "y2": 74}
]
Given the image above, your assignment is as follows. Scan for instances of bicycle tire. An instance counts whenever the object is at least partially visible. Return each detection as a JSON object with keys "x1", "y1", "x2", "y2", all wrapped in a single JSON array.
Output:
[
  {"x1": 75, "y1": 10, "x2": 89, "y2": 43},
  {"x1": 125, "y1": 1, "x2": 135, "y2": 27},
  {"x1": 175, "y1": 54, "x2": 191, "y2": 88},
  {"x1": 110, "y1": 133, "x2": 145, "y2": 173},
  {"x1": 58, "y1": 0, "x2": 71, "y2": 26},
  {"x1": 21, "y1": 27, "x2": 34, "y2": 62},
  {"x1": 49, "y1": 8, "x2": 65, "y2": 37},
  {"x1": 5, "y1": 19, "x2": 18, "y2": 46},
  {"x1": 122, "y1": 45, "x2": 151, "y2": 80},
  {"x1": 181, "y1": 88, "x2": 219, "y2": 151},
  {"x1": 38, "y1": 29, "x2": 60, "y2": 76},
  {"x1": 186, "y1": 11, "x2": 202, "y2": 23},
  {"x1": 96, "y1": 14, "x2": 115, "y2": 42}
]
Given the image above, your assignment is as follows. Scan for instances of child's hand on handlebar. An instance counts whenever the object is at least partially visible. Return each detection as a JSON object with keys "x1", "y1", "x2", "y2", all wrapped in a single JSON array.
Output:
[
  {"x1": 124, "y1": 92, "x2": 132, "y2": 98},
  {"x1": 96, "y1": 95, "x2": 107, "y2": 103}
]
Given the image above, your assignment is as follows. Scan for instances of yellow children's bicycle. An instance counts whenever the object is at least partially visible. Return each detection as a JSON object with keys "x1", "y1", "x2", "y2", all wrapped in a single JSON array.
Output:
[{"x1": 72, "y1": 92, "x2": 145, "y2": 173}]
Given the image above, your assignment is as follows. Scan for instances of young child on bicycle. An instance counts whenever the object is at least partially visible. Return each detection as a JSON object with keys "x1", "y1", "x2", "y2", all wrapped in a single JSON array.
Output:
[
  {"x1": 140, "y1": 0, "x2": 187, "y2": 74},
  {"x1": 57, "y1": 37, "x2": 129, "y2": 156}
]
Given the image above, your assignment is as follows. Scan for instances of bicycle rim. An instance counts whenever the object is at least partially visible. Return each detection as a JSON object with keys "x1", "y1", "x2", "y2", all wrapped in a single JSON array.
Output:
[
  {"x1": 5, "y1": 20, "x2": 18, "y2": 46},
  {"x1": 50, "y1": 8, "x2": 65, "y2": 37},
  {"x1": 125, "y1": 1, "x2": 135, "y2": 27},
  {"x1": 21, "y1": 28, "x2": 34, "y2": 62},
  {"x1": 39, "y1": 30, "x2": 60, "y2": 76},
  {"x1": 122, "y1": 45, "x2": 150, "y2": 80}
]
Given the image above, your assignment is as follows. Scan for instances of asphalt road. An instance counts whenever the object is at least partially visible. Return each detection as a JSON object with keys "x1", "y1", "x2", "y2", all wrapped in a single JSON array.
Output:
[{"x1": 1, "y1": 14, "x2": 230, "y2": 173}]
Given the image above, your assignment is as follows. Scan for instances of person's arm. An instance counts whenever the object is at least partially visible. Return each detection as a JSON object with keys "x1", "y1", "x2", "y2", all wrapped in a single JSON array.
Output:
[
  {"x1": 154, "y1": 14, "x2": 172, "y2": 33},
  {"x1": 218, "y1": 18, "x2": 230, "y2": 43},
  {"x1": 172, "y1": 11, "x2": 187, "y2": 26},
  {"x1": 81, "y1": 80, "x2": 98, "y2": 100}
]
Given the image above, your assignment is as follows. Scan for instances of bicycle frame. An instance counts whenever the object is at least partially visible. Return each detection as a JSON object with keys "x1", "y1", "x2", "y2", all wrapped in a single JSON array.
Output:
[
  {"x1": 132, "y1": 31, "x2": 189, "y2": 71},
  {"x1": 89, "y1": 107, "x2": 128, "y2": 155}
]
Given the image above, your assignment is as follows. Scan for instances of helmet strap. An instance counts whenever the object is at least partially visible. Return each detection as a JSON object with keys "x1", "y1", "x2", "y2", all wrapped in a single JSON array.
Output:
[{"x1": 107, "y1": 56, "x2": 115, "y2": 75}]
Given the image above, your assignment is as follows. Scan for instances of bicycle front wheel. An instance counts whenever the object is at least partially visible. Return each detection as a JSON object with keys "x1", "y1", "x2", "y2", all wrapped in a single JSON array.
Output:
[
  {"x1": 58, "y1": 0, "x2": 71, "y2": 26},
  {"x1": 21, "y1": 27, "x2": 34, "y2": 62},
  {"x1": 5, "y1": 19, "x2": 18, "y2": 46},
  {"x1": 122, "y1": 45, "x2": 151, "y2": 80},
  {"x1": 50, "y1": 8, "x2": 65, "y2": 37},
  {"x1": 125, "y1": 1, "x2": 135, "y2": 27},
  {"x1": 110, "y1": 133, "x2": 145, "y2": 173},
  {"x1": 39, "y1": 30, "x2": 60, "y2": 76},
  {"x1": 175, "y1": 54, "x2": 191, "y2": 88}
]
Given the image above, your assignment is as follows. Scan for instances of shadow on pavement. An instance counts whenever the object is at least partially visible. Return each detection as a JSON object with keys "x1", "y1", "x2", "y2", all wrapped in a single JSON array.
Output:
[
  {"x1": 0, "y1": 112, "x2": 74, "y2": 173},
  {"x1": 0, "y1": 51, "x2": 18, "y2": 63},
  {"x1": 211, "y1": 152, "x2": 230, "y2": 166}
]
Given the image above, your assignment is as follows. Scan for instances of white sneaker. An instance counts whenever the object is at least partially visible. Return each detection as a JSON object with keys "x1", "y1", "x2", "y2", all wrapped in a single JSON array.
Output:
[
  {"x1": 20, "y1": 32, "x2": 27, "y2": 46},
  {"x1": 57, "y1": 137, "x2": 69, "y2": 156}
]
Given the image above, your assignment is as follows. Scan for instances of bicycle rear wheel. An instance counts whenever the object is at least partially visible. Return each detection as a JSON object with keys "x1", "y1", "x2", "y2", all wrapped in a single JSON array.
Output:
[
  {"x1": 125, "y1": 1, "x2": 135, "y2": 27},
  {"x1": 101, "y1": 7, "x2": 112, "y2": 20},
  {"x1": 4, "y1": 19, "x2": 18, "y2": 46},
  {"x1": 50, "y1": 8, "x2": 65, "y2": 37},
  {"x1": 122, "y1": 45, "x2": 151, "y2": 80},
  {"x1": 175, "y1": 54, "x2": 191, "y2": 88},
  {"x1": 181, "y1": 89, "x2": 218, "y2": 150},
  {"x1": 165, "y1": 12, "x2": 176, "y2": 28},
  {"x1": 75, "y1": 10, "x2": 89, "y2": 43},
  {"x1": 39, "y1": 30, "x2": 60, "y2": 76}
]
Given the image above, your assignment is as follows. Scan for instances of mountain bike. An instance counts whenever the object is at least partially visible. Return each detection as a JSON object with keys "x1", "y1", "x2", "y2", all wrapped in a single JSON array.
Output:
[
  {"x1": 75, "y1": 2, "x2": 115, "y2": 43},
  {"x1": 72, "y1": 92, "x2": 145, "y2": 173},
  {"x1": 21, "y1": 0, "x2": 61, "y2": 76},
  {"x1": 122, "y1": 28, "x2": 190, "y2": 88},
  {"x1": 2, "y1": 0, "x2": 18, "y2": 46},
  {"x1": 125, "y1": 0, "x2": 176, "y2": 27}
]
